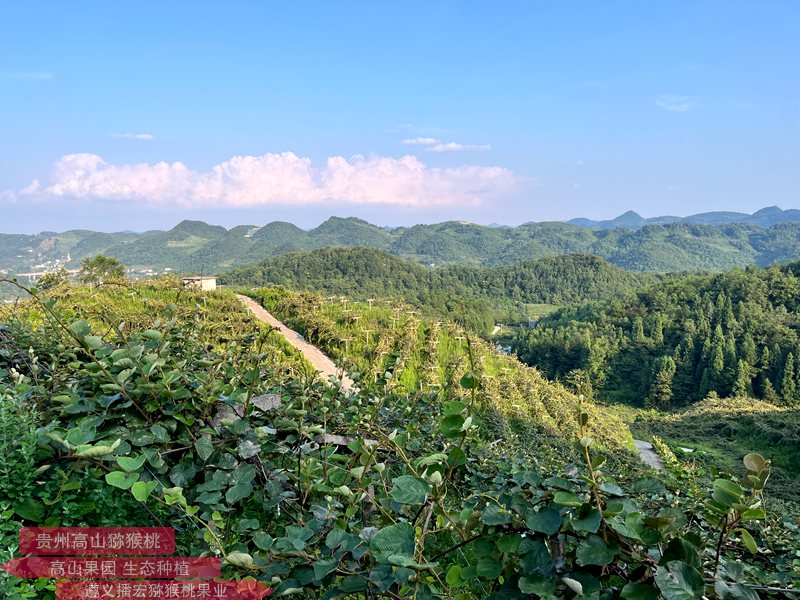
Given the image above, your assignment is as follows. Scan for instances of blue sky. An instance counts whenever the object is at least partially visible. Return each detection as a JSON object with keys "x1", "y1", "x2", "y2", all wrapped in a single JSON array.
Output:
[{"x1": 1, "y1": 0, "x2": 798, "y2": 233}]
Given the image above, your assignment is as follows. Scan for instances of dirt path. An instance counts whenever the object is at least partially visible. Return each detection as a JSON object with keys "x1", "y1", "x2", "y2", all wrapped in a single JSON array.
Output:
[
  {"x1": 240, "y1": 296, "x2": 666, "y2": 465},
  {"x1": 237, "y1": 294, "x2": 354, "y2": 391},
  {"x1": 634, "y1": 439, "x2": 664, "y2": 470}
]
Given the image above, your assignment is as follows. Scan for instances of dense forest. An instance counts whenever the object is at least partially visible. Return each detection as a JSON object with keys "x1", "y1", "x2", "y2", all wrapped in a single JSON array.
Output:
[
  {"x1": 220, "y1": 248, "x2": 657, "y2": 330},
  {"x1": 513, "y1": 261, "x2": 800, "y2": 409}
]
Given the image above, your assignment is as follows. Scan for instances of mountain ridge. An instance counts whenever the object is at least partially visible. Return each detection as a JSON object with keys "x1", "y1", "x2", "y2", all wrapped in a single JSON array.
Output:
[{"x1": 2, "y1": 206, "x2": 800, "y2": 277}]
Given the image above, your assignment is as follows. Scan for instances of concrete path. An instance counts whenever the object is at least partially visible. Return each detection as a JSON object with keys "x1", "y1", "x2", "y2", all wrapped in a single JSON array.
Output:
[
  {"x1": 634, "y1": 439, "x2": 664, "y2": 470},
  {"x1": 237, "y1": 294, "x2": 354, "y2": 391},
  {"x1": 239, "y1": 295, "x2": 665, "y2": 465}
]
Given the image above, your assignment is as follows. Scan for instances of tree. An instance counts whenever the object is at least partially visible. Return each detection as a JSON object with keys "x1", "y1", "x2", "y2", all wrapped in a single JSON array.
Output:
[
  {"x1": 77, "y1": 254, "x2": 126, "y2": 286},
  {"x1": 648, "y1": 356, "x2": 676, "y2": 407},
  {"x1": 36, "y1": 268, "x2": 70, "y2": 291},
  {"x1": 781, "y1": 352, "x2": 797, "y2": 405},
  {"x1": 731, "y1": 359, "x2": 753, "y2": 398}
]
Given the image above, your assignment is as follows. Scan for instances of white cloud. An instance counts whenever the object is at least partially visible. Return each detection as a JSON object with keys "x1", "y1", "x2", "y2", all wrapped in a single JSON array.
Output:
[
  {"x1": 656, "y1": 95, "x2": 699, "y2": 112},
  {"x1": 19, "y1": 180, "x2": 41, "y2": 195},
  {"x1": 428, "y1": 142, "x2": 492, "y2": 153},
  {"x1": 14, "y1": 151, "x2": 518, "y2": 208},
  {"x1": 112, "y1": 133, "x2": 156, "y2": 140},
  {"x1": 402, "y1": 137, "x2": 440, "y2": 145}
]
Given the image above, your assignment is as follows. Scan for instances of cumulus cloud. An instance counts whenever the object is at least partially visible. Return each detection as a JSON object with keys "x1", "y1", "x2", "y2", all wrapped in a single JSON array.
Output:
[
  {"x1": 112, "y1": 133, "x2": 156, "y2": 140},
  {"x1": 428, "y1": 142, "x2": 492, "y2": 153},
  {"x1": 656, "y1": 95, "x2": 699, "y2": 112},
  {"x1": 14, "y1": 151, "x2": 517, "y2": 208}
]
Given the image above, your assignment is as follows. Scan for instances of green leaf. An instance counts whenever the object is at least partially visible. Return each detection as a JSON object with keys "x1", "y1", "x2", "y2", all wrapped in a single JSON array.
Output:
[
  {"x1": 654, "y1": 561, "x2": 705, "y2": 600},
  {"x1": 253, "y1": 533, "x2": 274, "y2": 551},
  {"x1": 714, "y1": 579, "x2": 760, "y2": 600},
  {"x1": 526, "y1": 506, "x2": 562, "y2": 535},
  {"x1": 225, "y1": 552, "x2": 253, "y2": 568},
  {"x1": 130, "y1": 481, "x2": 158, "y2": 502},
  {"x1": 459, "y1": 371, "x2": 479, "y2": 390},
  {"x1": 497, "y1": 534, "x2": 522, "y2": 554},
  {"x1": 713, "y1": 479, "x2": 744, "y2": 508},
  {"x1": 481, "y1": 504, "x2": 511, "y2": 525},
  {"x1": 225, "y1": 482, "x2": 254, "y2": 503},
  {"x1": 446, "y1": 565, "x2": 463, "y2": 587},
  {"x1": 390, "y1": 476, "x2": 429, "y2": 505},
  {"x1": 194, "y1": 436, "x2": 214, "y2": 462},
  {"x1": 633, "y1": 477, "x2": 666, "y2": 495},
  {"x1": 337, "y1": 575, "x2": 368, "y2": 594},
  {"x1": 440, "y1": 414, "x2": 465, "y2": 438},
  {"x1": 116, "y1": 455, "x2": 146, "y2": 472},
  {"x1": 444, "y1": 401, "x2": 467, "y2": 415},
  {"x1": 660, "y1": 538, "x2": 701, "y2": 569},
  {"x1": 742, "y1": 453, "x2": 766, "y2": 473},
  {"x1": 169, "y1": 459, "x2": 198, "y2": 487},
  {"x1": 621, "y1": 582, "x2": 659, "y2": 600},
  {"x1": 370, "y1": 522, "x2": 415, "y2": 562},
  {"x1": 735, "y1": 528, "x2": 758, "y2": 553},
  {"x1": 74, "y1": 441, "x2": 120, "y2": 458},
  {"x1": 571, "y1": 505, "x2": 601, "y2": 533},
  {"x1": 68, "y1": 319, "x2": 91, "y2": 338},
  {"x1": 84, "y1": 335, "x2": 103, "y2": 351},
  {"x1": 13, "y1": 498, "x2": 45, "y2": 521},
  {"x1": 313, "y1": 558, "x2": 338, "y2": 581},
  {"x1": 520, "y1": 538, "x2": 551, "y2": 573},
  {"x1": 519, "y1": 575, "x2": 556, "y2": 596},
  {"x1": 105, "y1": 470, "x2": 140, "y2": 490},
  {"x1": 576, "y1": 535, "x2": 618, "y2": 566},
  {"x1": 476, "y1": 558, "x2": 502, "y2": 579},
  {"x1": 553, "y1": 491, "x2": 582, "y2": 506}
]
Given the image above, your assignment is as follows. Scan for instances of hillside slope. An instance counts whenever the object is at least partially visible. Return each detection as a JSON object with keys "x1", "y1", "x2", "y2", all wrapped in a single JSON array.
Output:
[
  {"x1": 514, "y1": 261, "x2": 800, "y2": 408},
  {"x1": 220, "y1": 248, "x2": 658, "y2": 330}
]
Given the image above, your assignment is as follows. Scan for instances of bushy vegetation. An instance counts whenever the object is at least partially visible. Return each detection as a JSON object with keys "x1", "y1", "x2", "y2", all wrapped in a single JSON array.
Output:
[
  {"x1": 514, "y1": 261, "x2": 800, "y2": 408},
  {"x1": 618, "y1": 399, "x2": 800, "y2": 499},
  {"x1": 1, "y1": 283, "x2": 799, "y2": 598},
  {"x1": 245, "y1": 286, "x2": 636, "y2": 461},
  {"x1": 220, "y1": 249, "x2": 655, "y2": 332}
]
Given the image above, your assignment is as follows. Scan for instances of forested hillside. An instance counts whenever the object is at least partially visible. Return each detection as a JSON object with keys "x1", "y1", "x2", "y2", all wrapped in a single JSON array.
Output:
[
  {"x1": 2, "y1": 279, "x2": 799, "y2": 597},
  {"x1": 220, "y1": 248, "x2": 657, "y2": 330},
  {"x1": 4, "y1": 214, "x2": 800, "y2": 277},
  {"x1": 513, "y1": 261, "x2": 800, "y2": 409}
]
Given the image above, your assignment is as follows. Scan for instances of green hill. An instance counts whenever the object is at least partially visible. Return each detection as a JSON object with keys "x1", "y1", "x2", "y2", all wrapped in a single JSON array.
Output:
[
  {"x1": 3, "y1": 214, "x2": 800, "y2": 280},
  {"x1": 514, "y1": 261, "x2": 800, "y2": 409},
  {"x1": 220, "y1": 248, "x2": 657, "y2": 330}
]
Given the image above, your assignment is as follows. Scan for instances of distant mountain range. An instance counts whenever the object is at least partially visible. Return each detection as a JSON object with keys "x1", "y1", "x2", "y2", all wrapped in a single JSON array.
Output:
[
  {"x1": 566, "y1": 205, "x2": 800, "y2": 230},
  {"x1": 1, "y1": 206, "x2": 799, "y2": 278}
]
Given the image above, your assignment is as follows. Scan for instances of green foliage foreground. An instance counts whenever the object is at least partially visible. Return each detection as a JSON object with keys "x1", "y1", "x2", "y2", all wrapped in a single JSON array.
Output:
[{"x1": 0, "y1": 283, "x2": 798, "y2": 598}]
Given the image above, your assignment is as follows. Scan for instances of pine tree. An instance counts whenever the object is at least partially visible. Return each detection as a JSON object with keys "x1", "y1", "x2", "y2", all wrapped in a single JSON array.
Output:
[
  {"x1": 762, "y1": 378, "x2": 780, "y2": 403},
  {"x1": 741, "y1": 332, "x2": 757, "y2": 365},
  {"x1": 781, "y1": 352, "x2": 797, "y2": 404},
  {"x1": 648, "y1": 356, "x2": 676, "y2": 407},
  {"x1": 632, "y1": 317, "x2": 645, "y2": 342},
  {"x1": 731, "y1": 359, "x2": 753, "y2": 398}
]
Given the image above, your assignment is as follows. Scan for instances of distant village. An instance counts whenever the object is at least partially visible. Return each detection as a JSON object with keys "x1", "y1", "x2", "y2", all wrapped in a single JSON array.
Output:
[{"x1": 2, "y1": 250, "x2": 217, "y2": 303}]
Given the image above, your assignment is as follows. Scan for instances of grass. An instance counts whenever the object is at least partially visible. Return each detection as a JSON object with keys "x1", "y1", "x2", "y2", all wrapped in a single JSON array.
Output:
[{"x1": 609, "y1": 398, "x2": 800, "y2": 501}]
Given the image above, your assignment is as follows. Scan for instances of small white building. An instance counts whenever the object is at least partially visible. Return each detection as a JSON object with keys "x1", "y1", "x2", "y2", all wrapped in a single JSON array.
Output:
[{"x1": 181, "y1": 276, "x2": 217, "y2": 291}]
